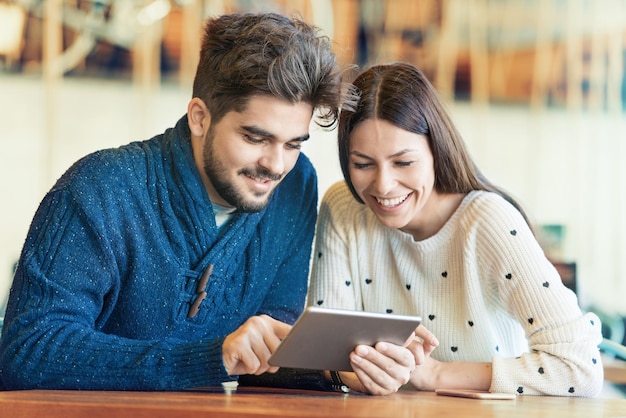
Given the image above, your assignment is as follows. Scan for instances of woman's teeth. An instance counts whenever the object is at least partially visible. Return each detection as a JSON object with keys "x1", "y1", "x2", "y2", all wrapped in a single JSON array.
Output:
[{"x1": 376, "y1": 194, "x2": 409, "y2": 207}]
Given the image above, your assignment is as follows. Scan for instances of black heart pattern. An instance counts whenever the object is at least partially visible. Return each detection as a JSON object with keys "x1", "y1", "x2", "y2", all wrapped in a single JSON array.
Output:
[
  {"x1": 428, "y1": 314, "x2": 435, "y2": 320},
  {"x1": 316, "y1": 300, "x2": 323, "y2": 305},
  {"x1": 406, "y1": 284, "x2": 411, "y2": 290},
  {"x1": 568, "y1": 387, "x2": 575, "y2": 394},
  {"x1": 345, "y1": 280, "x2": 351, "y2": 287},
  {"x1": 510, "y1": 230, "x2": 517, "y2": 236},
  {"x1": 386, "y1": 309, "x2": 393, "y2": 313},
  {"x1": 505, "y1": 273, "x2": 512, "y2": 280},
  {"x1": 317, "y1": 252, "x2": 322, "y2": 258},
  {"x1": 528, "y1": 318, "x2": 534, "y2": 324},
  {"x1": 450, "y1": 346, "x2": 458, "y2": 352},
  {"x1": 365, "y1": 278, "x2": 372, "y2": 284},
  {"x1": 441, "y1": 271, "x2": 448, "y2": 278},
  {"x1": 468, "y1": 321, "x2": 474, "y2": 326},
  {"x1": 543, "y1": 281, "x2": 550, "y2": 288},
  {"x1": 517, "y1": 387, "x2": 524, "y2": 394},
  {"x1": 538, "y1": 367, "x2": 544, "y2": 374}
]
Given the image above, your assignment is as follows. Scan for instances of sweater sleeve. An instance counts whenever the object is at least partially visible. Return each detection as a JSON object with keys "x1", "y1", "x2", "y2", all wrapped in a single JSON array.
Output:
[
  {"x1": 470, "y1": 194, "x2": 604, "y2": 397},
  {"x1": 0, "y1": 187, "x2": 231, "y2": 391}
]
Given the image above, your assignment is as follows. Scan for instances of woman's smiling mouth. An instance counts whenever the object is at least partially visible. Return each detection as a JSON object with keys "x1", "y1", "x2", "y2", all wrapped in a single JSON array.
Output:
[{"x1": 375, "y1": 193, "x2": 411, "y2": 208}]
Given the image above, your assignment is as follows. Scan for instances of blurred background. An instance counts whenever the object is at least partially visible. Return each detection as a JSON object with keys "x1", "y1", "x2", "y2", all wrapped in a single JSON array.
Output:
[{"x1": 0, "y1": 0, "x2": 625, "y2": 355}]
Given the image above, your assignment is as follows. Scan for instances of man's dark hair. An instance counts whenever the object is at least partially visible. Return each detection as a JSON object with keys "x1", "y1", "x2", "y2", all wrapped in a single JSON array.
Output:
[{"x1": 192, "y1": 13, "x2": 344, "y2": 128}]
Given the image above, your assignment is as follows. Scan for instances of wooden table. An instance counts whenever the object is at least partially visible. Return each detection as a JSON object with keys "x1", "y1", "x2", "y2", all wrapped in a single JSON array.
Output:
[{"x1": 1, "y1": 387, "x2": 625, "y2": 418}]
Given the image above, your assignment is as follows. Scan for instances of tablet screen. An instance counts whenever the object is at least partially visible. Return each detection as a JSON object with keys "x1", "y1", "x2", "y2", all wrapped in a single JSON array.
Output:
[{"x1": 268, "y1": 307, "x2": 421, "y2": 371}]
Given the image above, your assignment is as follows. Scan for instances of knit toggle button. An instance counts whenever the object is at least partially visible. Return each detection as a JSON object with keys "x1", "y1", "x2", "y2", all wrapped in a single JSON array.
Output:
[
  {"x1": 188, "y1": 263, "x2": 214, "y2": 318},
  {"x1": 188, "y1": 292, "x2": 207, "y2": 318}
]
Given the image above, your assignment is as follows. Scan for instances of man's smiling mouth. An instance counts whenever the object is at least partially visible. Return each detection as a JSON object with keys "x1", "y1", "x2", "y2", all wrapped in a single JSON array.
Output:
[{"x1": 248, "y1": 174, "x2": 271, "y2": 183}]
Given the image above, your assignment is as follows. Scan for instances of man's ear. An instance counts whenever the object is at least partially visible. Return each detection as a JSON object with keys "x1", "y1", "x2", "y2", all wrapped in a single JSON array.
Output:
[{"x1": 187, "y1": 97, "x2": 210, "y2": 138}]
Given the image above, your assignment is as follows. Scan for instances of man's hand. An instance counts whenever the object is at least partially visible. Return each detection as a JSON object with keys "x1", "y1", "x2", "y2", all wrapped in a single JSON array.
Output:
[{"x1": 222, "y1": 314, "x2": 291, "y2": 376}]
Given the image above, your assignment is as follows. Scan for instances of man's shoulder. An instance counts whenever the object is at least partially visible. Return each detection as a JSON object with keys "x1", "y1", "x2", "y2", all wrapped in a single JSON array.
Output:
[
  {"x1": 275, "y1": 152, "x2": 318, "y2": 196},
  {"x1": 289, "y1": 152, "x2": 316, "y2": 180},
  {"x1": 51, "y1": 138, "x2": 163, "y2": 198}
]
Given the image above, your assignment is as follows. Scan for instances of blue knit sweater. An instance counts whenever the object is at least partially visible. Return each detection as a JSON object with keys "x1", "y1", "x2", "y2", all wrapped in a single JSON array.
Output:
[{"x1": 0, "y1": 116, "x2": 318, "y2": 390}]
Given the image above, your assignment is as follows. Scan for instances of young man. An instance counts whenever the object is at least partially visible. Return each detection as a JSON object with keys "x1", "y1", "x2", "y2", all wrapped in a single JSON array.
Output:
[{"x1": 0, "y1": 12, "x2": 345, "y2": 391}]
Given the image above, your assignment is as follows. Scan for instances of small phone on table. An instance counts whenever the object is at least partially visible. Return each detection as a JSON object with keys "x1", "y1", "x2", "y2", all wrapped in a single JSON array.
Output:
[{"x1": 435, "y1": 389, "x2": 517, "y2": 400}]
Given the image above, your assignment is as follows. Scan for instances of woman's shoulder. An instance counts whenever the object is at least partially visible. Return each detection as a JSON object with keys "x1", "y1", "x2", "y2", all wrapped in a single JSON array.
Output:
[
  {"x1": 322, "y1": 180, "x2": 352, "y2": 200},
  {"x1": 465, "y1": 189, "x2": 509, "y2": 206},
  {"x1": 319, "y1": 181, "x2": 373, "y2": 223},
  {"x1": 321, "y1": 181, "x2": 366, "y2": 210},
  {"x1": 463, "y1": 190, "x2": 526, "y2": 223},
  {"x1": 459, "y1": 190, "x2": 533, "y2": 246}
]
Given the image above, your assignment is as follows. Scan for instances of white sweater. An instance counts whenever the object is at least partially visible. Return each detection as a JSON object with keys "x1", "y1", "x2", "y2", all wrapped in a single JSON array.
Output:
[{"x1": 308, "y1": 181, "x2": 604, "y2": 397}]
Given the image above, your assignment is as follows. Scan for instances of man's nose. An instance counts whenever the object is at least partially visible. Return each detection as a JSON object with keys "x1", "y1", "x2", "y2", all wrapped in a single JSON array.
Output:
[{"x1": 258, "y1": 146, "x2": 285, "y2": 175}]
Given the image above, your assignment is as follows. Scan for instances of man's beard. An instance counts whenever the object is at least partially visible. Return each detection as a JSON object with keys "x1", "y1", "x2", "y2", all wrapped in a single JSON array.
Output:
[{"x1": 202, "y1": 129, "x2": 282, "y2": 213}]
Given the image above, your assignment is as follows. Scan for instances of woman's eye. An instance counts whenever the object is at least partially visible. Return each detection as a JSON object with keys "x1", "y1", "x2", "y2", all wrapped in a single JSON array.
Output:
[
  {"x1": 353, "y1": 162, "x2": 371, "y2": 169},
  {"x1": 395, "y1": 161, "x2": 414, "y2": 167}
]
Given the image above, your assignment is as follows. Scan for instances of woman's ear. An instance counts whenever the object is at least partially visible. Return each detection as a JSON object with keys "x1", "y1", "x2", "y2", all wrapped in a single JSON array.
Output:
[{"x1": 187, "y1": 98, "x2": 210, "y2": 138}]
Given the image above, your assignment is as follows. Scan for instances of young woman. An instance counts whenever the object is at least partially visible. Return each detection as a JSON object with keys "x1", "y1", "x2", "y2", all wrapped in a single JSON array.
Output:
[{"x1": 309, "y1": 62, "x2": 604, "y2": 397}]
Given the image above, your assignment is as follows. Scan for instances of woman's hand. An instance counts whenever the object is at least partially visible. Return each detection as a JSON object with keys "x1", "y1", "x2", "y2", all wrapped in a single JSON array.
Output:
[
  {"x1": 332, "y1": 325, "x2": 441, "y2": 395},
  {"x1": 405, "y1": 325, "x2": 439, "y2": 361},
  {"x1": 403, "y1": 325, "x2": 491, "y2": 392},
  {"x1": 342, "y1": 340, "x2": 417, "y2": 395},
  {"x1": 404, "y1": 325, "x2": 440, "y2": 391}
]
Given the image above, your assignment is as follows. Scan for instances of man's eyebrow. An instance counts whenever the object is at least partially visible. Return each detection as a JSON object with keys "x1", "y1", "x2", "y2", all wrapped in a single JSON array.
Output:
[
  {"x1": 242, "y1": 125, "x2": 310, "y2": 142},
  {"x1": 350, "y1": 149, "x2": 415, "y2": 159}
]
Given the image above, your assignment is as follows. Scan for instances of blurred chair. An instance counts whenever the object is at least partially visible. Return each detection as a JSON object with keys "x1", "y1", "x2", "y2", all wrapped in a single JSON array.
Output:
[
  {"x1": 436, "y1": 0, "x2": 626, "y2": 111},
  {"x1": 552, "y1": 261, "x2": 577, "y2": 295},
  {"x1": 596, "y1": 310, "x2": 626, "y2": 386},
  {"x1": 601, "y1": 338, "x2": 626, "y2": 361},
  {"x1": 595, "y1": 308, "x2": 626, "y2": 346},
  {"x1": 378, "y1": 0, "x2": 441, "y2": 80},
  {"x1": 532, "y1": 0, "x2": 626, "y2": 112},
  {"x1": 0, "y1": 3, "x2": 27, "y2": 70},
  {"x1": 600, "y1": 339, "x2": 626, "y2": 387},
  {"x1": 435, "y1": 0, "x2": 541, "y2": 105}
]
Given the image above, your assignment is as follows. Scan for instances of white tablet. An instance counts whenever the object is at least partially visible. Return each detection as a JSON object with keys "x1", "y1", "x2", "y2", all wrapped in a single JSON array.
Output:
[{"x1": 269, "y1": 307, "x2": 421, "y2": 371}]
